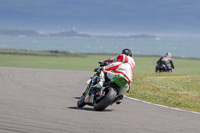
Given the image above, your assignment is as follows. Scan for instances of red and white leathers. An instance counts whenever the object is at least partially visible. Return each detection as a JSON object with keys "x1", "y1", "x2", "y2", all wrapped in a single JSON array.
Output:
[{"x1": 97, "y1": 54, "x2": 135, "y2": 95}]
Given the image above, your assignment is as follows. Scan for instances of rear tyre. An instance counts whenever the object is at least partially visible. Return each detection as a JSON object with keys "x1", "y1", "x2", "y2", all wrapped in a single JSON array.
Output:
[{"x1": 93, "y1": 87, "x2": 117, "y2": 111}]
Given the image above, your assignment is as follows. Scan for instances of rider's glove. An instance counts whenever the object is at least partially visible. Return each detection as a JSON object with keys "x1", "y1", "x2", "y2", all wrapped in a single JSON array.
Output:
[
  {"x1": 94, "y1": 67, "x2": 103, "y2": 73},
  {"x1": 98, "y1": 61, "x2": 104, "y2": 65},
  {"x1": 98, "y1": 61, "x2": 108, "y2": 67}
]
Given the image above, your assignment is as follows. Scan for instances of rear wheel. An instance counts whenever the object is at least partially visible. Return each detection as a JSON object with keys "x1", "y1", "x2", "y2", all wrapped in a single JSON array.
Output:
[{"x1": 93, "y1": 87, "x2": 117, "y2": 111}]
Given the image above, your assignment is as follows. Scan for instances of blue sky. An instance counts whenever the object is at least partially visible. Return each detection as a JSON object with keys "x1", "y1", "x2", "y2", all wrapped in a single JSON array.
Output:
[{"x1": 0, "y1": 0, "x2": 200, "y2": 35}]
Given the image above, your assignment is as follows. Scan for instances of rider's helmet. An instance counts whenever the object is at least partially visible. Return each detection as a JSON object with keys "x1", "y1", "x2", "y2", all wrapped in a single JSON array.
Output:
[
  {"x1": 166, "y1": 52, "x2": 172, "y2": 58},
  {"x1": 121, "y1": 48, "x2": 132, "y2": 57}
]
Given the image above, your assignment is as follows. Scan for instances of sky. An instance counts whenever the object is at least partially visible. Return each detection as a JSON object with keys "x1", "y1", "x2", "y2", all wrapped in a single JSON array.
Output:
[{"x1": 0, "y1": 0, "x2": 200, "y2": 35}]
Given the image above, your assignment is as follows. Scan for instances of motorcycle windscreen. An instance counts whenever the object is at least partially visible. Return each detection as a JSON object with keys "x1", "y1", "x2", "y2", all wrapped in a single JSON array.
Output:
[{"x1": 112, "y1": 76, "x2": 128, "y2": 88}]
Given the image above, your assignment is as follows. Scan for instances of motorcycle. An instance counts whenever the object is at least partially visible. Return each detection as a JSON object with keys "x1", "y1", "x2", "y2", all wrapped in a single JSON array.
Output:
[
  {"x1": 155, "y1": 63, "x2": 173, "y2": 72},
  {"x1": 77, "y1": 61, "x2": 129, "y2": 111}
]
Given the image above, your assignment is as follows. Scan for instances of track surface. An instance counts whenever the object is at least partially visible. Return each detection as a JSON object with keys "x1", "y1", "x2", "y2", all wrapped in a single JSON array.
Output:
[{"x1": 0, "y1": 67, "x2": 200, "y2": 133}]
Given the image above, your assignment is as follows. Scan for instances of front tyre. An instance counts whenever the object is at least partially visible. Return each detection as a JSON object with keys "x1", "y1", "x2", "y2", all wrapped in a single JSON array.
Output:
[
  {"x1": 93, "y1": 87, "x2": 117, "y2": 111},
  {"x1": 77, "y1": 95, "x2": 86, "y2": 108}
]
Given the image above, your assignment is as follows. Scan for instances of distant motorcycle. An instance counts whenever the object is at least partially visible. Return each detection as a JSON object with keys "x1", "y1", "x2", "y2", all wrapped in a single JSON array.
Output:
[
  {"x1": 155, "y1": 63, "x2": 173, "y2": 72},
  {"x1": 77, "y1": 62, "x2": 129, "y2": 111}
]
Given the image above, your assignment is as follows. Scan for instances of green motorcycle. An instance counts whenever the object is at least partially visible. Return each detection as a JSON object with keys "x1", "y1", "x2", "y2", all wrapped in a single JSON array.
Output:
[{"x1": 77, "y1": 62, "x2": 129, "y2": 111}]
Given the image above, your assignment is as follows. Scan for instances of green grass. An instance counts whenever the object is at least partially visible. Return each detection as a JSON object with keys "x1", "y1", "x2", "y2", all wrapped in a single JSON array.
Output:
[
  {"x1": 127, "y1": 73, "x2": 200, "y2": 112},
  {"x1": 0, "y1": 50, "x2": 200, "y2": 112},
  {"x1": 0, "y1": 49, "x2": 84, "y2": 57},
  {"x1": 0, "y1": 54, "x2": 109, "y2": 71},
  {"x1": 1, "y1": 54, "x2": 200, "y2": 74}
]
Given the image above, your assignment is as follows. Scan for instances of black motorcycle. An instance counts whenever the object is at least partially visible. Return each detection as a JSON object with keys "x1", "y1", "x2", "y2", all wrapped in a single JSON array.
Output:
[{"x1": 155, "y1": 63, "x2": 173, "y2": 72}]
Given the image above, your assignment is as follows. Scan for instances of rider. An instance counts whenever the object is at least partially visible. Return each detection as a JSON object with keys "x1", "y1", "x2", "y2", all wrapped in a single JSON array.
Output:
[
  {"x1": 93, "y1": 48, "x2": 136, "y2": 104},
  {"x1": 155, "y1": 52, "x2": 174, "y2": 72}
]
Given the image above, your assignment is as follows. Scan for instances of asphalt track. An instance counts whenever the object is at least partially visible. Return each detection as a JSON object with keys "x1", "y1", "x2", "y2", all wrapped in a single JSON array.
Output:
[{"x1": 0, "y1": 67, "x2": 200, "y2": 133}]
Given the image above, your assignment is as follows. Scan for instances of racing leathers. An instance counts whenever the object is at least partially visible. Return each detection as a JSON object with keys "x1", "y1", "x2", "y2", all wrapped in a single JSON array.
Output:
[
  {"x1": 94, "y1": 54, "x2": 135, "y2": 96},
  {"x1": 155, "y1": 55, "x2": 174, "y2": 72}
]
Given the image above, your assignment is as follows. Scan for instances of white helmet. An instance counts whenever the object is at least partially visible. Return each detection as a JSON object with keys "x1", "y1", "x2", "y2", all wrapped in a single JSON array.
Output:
[{"x1": 166, "y1": 52, "x2": 172, "y2": 58}]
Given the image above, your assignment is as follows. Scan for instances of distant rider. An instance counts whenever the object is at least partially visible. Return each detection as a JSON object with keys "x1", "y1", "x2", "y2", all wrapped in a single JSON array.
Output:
[
  {"x1": 155, "y1": 52, "x2": 174, "y2": 72},
  {"x1": 93, "y1": 48, "x2": 136, "y2": 104}
]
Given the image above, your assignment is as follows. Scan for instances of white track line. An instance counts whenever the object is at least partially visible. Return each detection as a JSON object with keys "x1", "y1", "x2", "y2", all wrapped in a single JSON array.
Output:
[{"x1": 125, "y1": 96, "x2": 200, "y2": 115}]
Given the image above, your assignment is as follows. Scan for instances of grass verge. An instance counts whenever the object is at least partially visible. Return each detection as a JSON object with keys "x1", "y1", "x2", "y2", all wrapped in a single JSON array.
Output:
[{"x1": 127, "y1": 73, "x2": 200, "y2": 112}]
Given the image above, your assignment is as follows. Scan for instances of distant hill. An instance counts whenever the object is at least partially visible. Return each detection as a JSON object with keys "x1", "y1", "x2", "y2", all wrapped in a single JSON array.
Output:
[
  {"x1": 0, "y1": 28, "x2": 159, "y2": 39},
  {"x1": 126, "y1": 34, "x2": 159, "y2": 39},
  {"x1": 96, "y1": 34, "x2": 159, "y2": 39},
  {"x1": 0, "y1": 29, "x2": 91, "y2": 37},
  {"x1": 0, "y1": 29, "x2": 40, "y2": 36},
  {"x1": 47, "y1": 29, "x2": 91, "y2": 37}
]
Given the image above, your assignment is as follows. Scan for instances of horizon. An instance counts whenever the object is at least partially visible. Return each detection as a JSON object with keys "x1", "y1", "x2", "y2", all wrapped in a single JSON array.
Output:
[{"x1": 0, "y1": 27, "x2": 200, "y2": 37}]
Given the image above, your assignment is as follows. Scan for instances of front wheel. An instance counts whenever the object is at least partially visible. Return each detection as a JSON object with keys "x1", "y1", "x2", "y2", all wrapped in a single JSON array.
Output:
[
  {"x1": 93, "y1": 87, "x2": 117, "y2": 111},
  {"x1": 77, "y1": 95, "x2": 86, "y2": 108}
]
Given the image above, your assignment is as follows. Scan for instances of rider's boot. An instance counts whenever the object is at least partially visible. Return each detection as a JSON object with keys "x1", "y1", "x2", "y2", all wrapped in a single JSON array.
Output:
[
  {"x1": 116, "y1": 95, "x2": 123, "y2": 104},
  {"x1": 116, "y1": 100, "x2": 122, "y2": 104}
]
